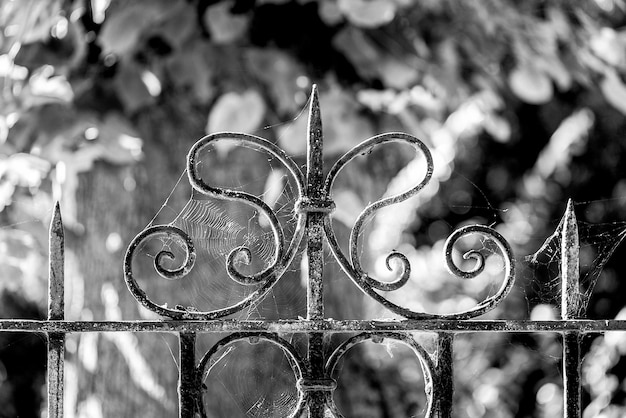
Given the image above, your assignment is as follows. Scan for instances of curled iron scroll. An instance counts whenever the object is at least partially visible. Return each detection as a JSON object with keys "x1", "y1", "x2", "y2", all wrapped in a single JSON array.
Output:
[
  {"x1": 443, "y1": 224, "x2": 515, "y2": 318},
  {"x1": 323, "y1": 133, "x2": 434, "y2": 317},
  {"x1": 188, "y1": 132, "x2": 306, "y2": 286},
  {"x1": 324, "y1": 133, "x2": 515, "y2": 319},
  {"x1": 196, "y1": 332, "x2": 307, "y2": 418},
  {"x1": 324, "y1": 132, "x2": 433, "y2": 292},
  {"x1": 124, "y1": 225, "x2": 198, "y2": 319},
  {"x1": 124, "y1": 132, "x2": 307, "y2": 319},
  {"x1": 325, "y1": 333, "x2": 435, "y2": 417}
]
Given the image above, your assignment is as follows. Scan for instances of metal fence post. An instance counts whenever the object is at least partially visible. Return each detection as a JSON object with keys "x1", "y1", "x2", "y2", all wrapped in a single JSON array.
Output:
[
  {"x1": 47, "y1": 202, "x2": 65, "y2": 418},
  {"x1": 304, "y1": 85, "x2": 329, "y2": 418},
  {"x1": 561, "y1": 199, "x2": 581, "y2": 418},
  {"x1": 179, "y1": 331, "x2": 197, "y2": 417},
  {"x1": 436, "y1": 333, "x2": 454, "y2": 418}
]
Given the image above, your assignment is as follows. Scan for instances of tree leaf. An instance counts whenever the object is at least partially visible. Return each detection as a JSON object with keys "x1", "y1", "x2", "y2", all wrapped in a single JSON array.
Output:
[
  {"x1": 1, "y1": 0, "x2": 61, "y2": 45},
  {"x1": 204, "y1": 1, "x2": 249, "y2": 44},
  {"x1": 22, "y1": 65, "x2": 73, "y2": 108},
  {"x1": 96, "y1": 113, "x2": 143, "y2": 165},
  {"x1": 2, "y1": 153, "x2": 50, "y2": 188},
  {"x1": 334, "y1": 27, "x2": 418, "y2": 89},
  {"x1": 590, "y1": 27, "x2": 626, "y2": 68},
  {"x1": 333, "y1": 27, "x2": 381, "y2": 80},
  {"x1": 337, "y1": 0, "x2": 396, "y2": 28},
  {"x1": 536, "y1": 55, "x2": 572, "y2": 91},
  {"x1": 113, "y1": 61, "x2": 154, "y2": 112},
  {"x1": 600, "y1": 70, "x2": 626, "y2": 115},
  {"x1": 99, "y1": 1, "x2": 177, "y2": 56},
  {"x1": 165, "y1": 41, "x2": 214, "y2": 104},
  {"x1": 207, "y1": 90, "x2": 266, "y2": 133},
  {"x1": 378, "y1": 58, "x2": 419, "y2": 90},
  {"x1": 159, "y1": 3, "x2": 197, "y2": 49},
  {"x1": 319, "y1": 0, "x2": 344, "y2": 25},
  {"x1": 244, "y1": 49, "x2": 305, "y2": 114},
  {"x1": 508, "y1": 65, "x2": 553, "y2": 104},
  {"x1": 98, "y1": 5, "x2": 149, "y2": 56}
]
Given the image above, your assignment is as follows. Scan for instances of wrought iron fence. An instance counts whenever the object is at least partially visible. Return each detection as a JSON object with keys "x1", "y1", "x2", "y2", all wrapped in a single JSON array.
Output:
[{"x1": 0, "y1": 85, "x2": 622, "y2": 417}]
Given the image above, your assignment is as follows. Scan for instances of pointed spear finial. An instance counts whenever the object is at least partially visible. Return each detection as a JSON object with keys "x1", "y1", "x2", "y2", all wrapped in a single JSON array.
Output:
[
  {"x1": 561, "y1": 199, "x2": 580, "y2": 319},
  {"x1": 48, "y1": 202, "x2": 65, "y2": 320},
  {"x1": 306, "y1": 84, "x2": 323, "y2": 198}
]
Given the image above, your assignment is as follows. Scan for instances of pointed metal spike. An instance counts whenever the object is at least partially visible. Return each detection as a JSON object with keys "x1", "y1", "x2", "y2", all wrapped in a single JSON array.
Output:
[
  {"x1": 561, "y1": 198, "x2": 580, "y2": 320},
  {"x1": 47, "y1": 202, "x2": 65, "y2": 418},
  {"x1": 48, "y1": 202, "x2": 65, "y2": 321},
  {"x1": 306, "y1": 84, "x2": 324, "y2": 199},
  {"x1": 307, "y1": 84, "x2": 321, "y2": 139}
]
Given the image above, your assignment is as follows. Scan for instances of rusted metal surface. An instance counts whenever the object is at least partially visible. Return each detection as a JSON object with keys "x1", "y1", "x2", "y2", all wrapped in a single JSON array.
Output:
[
  {"x1": 2, "y1": 318, "x2": 626, "y2": 333},
  {"x1": 561, "y1": 200, "x2": 581, "y2": 418},
  {"x1": 48, "y1": 202, "x2": 64, "y2": 321},
  {"x1": 304, "y1": 85, "x2": 329, "y2": 418},
  {"x1": 178, "y1": 332, "x2": 197, "y2": 417},
  {"x1": 324, "y1": 132, "x2": 432, "y2": 294},
  {"x1": 47, "y1": 202, "x2": 65, "y2": 418},
  {"x1": 561, "y1": 199, "x2": 580, "y2": 319},
  {"x1": 443, "y1": 225, "x2": 515, "y2": 318},
  {"x1": 7, "y1": 86, "x2": 616, "y2": 415},
  {"x1": 563, "y1": 332, "x2": 581, "y2": 418},
  {"x1": 435, "y1": 333, "x2": 453, "y2": 418}
]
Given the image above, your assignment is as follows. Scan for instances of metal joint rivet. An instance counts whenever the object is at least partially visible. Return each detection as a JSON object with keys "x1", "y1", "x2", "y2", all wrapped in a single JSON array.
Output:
[
  {"x1": 296, "y1": 378, "x2": 338, "y2": 392},
  {"x1": 295, "y1": 198, "x2": 336, "y2": 214}
]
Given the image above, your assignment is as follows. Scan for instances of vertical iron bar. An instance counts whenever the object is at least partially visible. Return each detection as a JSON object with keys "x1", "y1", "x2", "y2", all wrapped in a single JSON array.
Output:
[
  {"x1": 305, "y1": 85, "x2": 327, "y2": 418},
  {"x1": 306, "y1": 84, "x2": 325, "y2": 321},
  {"x1": 561, "y1": 199, "x2": 581, "y2": 418},
  {"x1": 436, "y1": 333, "x2": 454, "y2": 418},
  {"x1": 179, "y1": 331, "x2": 197, "y2": 418},
  {"x1": 48, "y1": 202, "x2": 65, "y2": 418}
]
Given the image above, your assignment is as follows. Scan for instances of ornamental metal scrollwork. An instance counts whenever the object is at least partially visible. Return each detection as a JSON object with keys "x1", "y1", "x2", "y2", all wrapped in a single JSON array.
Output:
[
  {"x1": 321, "y1": 134, "x2": 515, "y2": 320},
  {"x1": 323, "y1": 132, "x2": 433, "y2": 293},
  {"x1": 124, "y1": 84, "x2": 515, "y2": 320},
  {"x1": 442, "y1": 225, "x2": 515, "y2": 318},
  {"x1": 194, "y1": 332, "x2": 435, "y2": 417},
  {"x1": 187, "y1": 132, "x2": 307, "y2": 286},
  {"x1": 195, "y1": 333, "x2": 307, "y2": 418},
  {"x1": 325, "y1": 333, "x2": 435, "y2": 417},
  {"x1": 124, "y1": 225, "x2": 197, "y2": 319},
  {"x1": 124, "y1": 133, "x2": 308, "y2": 319}
]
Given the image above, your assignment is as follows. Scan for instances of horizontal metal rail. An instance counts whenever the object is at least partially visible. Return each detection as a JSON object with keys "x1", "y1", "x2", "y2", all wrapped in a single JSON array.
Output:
[{"x1": 3, "y1": 319, "x2": 626, "y2": 333}]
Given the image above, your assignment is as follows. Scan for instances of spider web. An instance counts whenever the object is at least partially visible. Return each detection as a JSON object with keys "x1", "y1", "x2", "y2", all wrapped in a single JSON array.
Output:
[
  {"x1": 523, "y1": 200, "x2": 626, "y2": 319},
  {"x1": 134, "y1": 140, "x2": 306, "y2": 321},
  {"x1": 199, "y1": 337, "x2": 301, "y2": 418}
]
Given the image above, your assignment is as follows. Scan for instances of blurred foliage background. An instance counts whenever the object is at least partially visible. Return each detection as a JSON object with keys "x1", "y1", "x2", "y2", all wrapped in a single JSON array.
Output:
[{"x1": 2, "y1": 0, "x2": 626, "y2": 417}]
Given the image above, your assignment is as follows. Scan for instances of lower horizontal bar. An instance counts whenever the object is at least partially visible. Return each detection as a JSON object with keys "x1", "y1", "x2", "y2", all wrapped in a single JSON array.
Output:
[{"x1": 0, "y1": 319, "x2": 625, "y2": 333}]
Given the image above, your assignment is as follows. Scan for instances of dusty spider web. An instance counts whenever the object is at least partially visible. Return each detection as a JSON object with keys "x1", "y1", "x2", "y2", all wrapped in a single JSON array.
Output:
[{"x1": 523, "y1": 200, "x2": 626, "y2": 319}]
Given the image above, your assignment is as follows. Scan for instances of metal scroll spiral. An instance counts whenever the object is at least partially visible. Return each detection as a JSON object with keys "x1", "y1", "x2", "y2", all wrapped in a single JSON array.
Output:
[
  {"x1": 187, "y1": 132, "x2": 306, "y2": 285},
  {"x1": 124, "y1": 225, "x2": 198, "y2": 318},
  {"x1": 442, "y1": 224, "x2": 515, "y2": 319},
  {"x1": 124, "y1": 132, "x2": 307, "y2": 319},
  {"x1": 195, "y1": 333, "x2": 307, "y2": 418},
  {"x1": 323, "y1": 133, "x2": 515, "y2": 319}
]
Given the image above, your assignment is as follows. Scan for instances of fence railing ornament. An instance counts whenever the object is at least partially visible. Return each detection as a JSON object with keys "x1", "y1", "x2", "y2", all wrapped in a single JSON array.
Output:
[
  {"x1": 122, "y1": 85, "x2": 513, "y2": 417},
  {"x1": 0, "y1": 85, "x2": 613, "y2": 417},
  {"x1": 124, "y1": 86, "x2": 515, "y2": 322}
]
